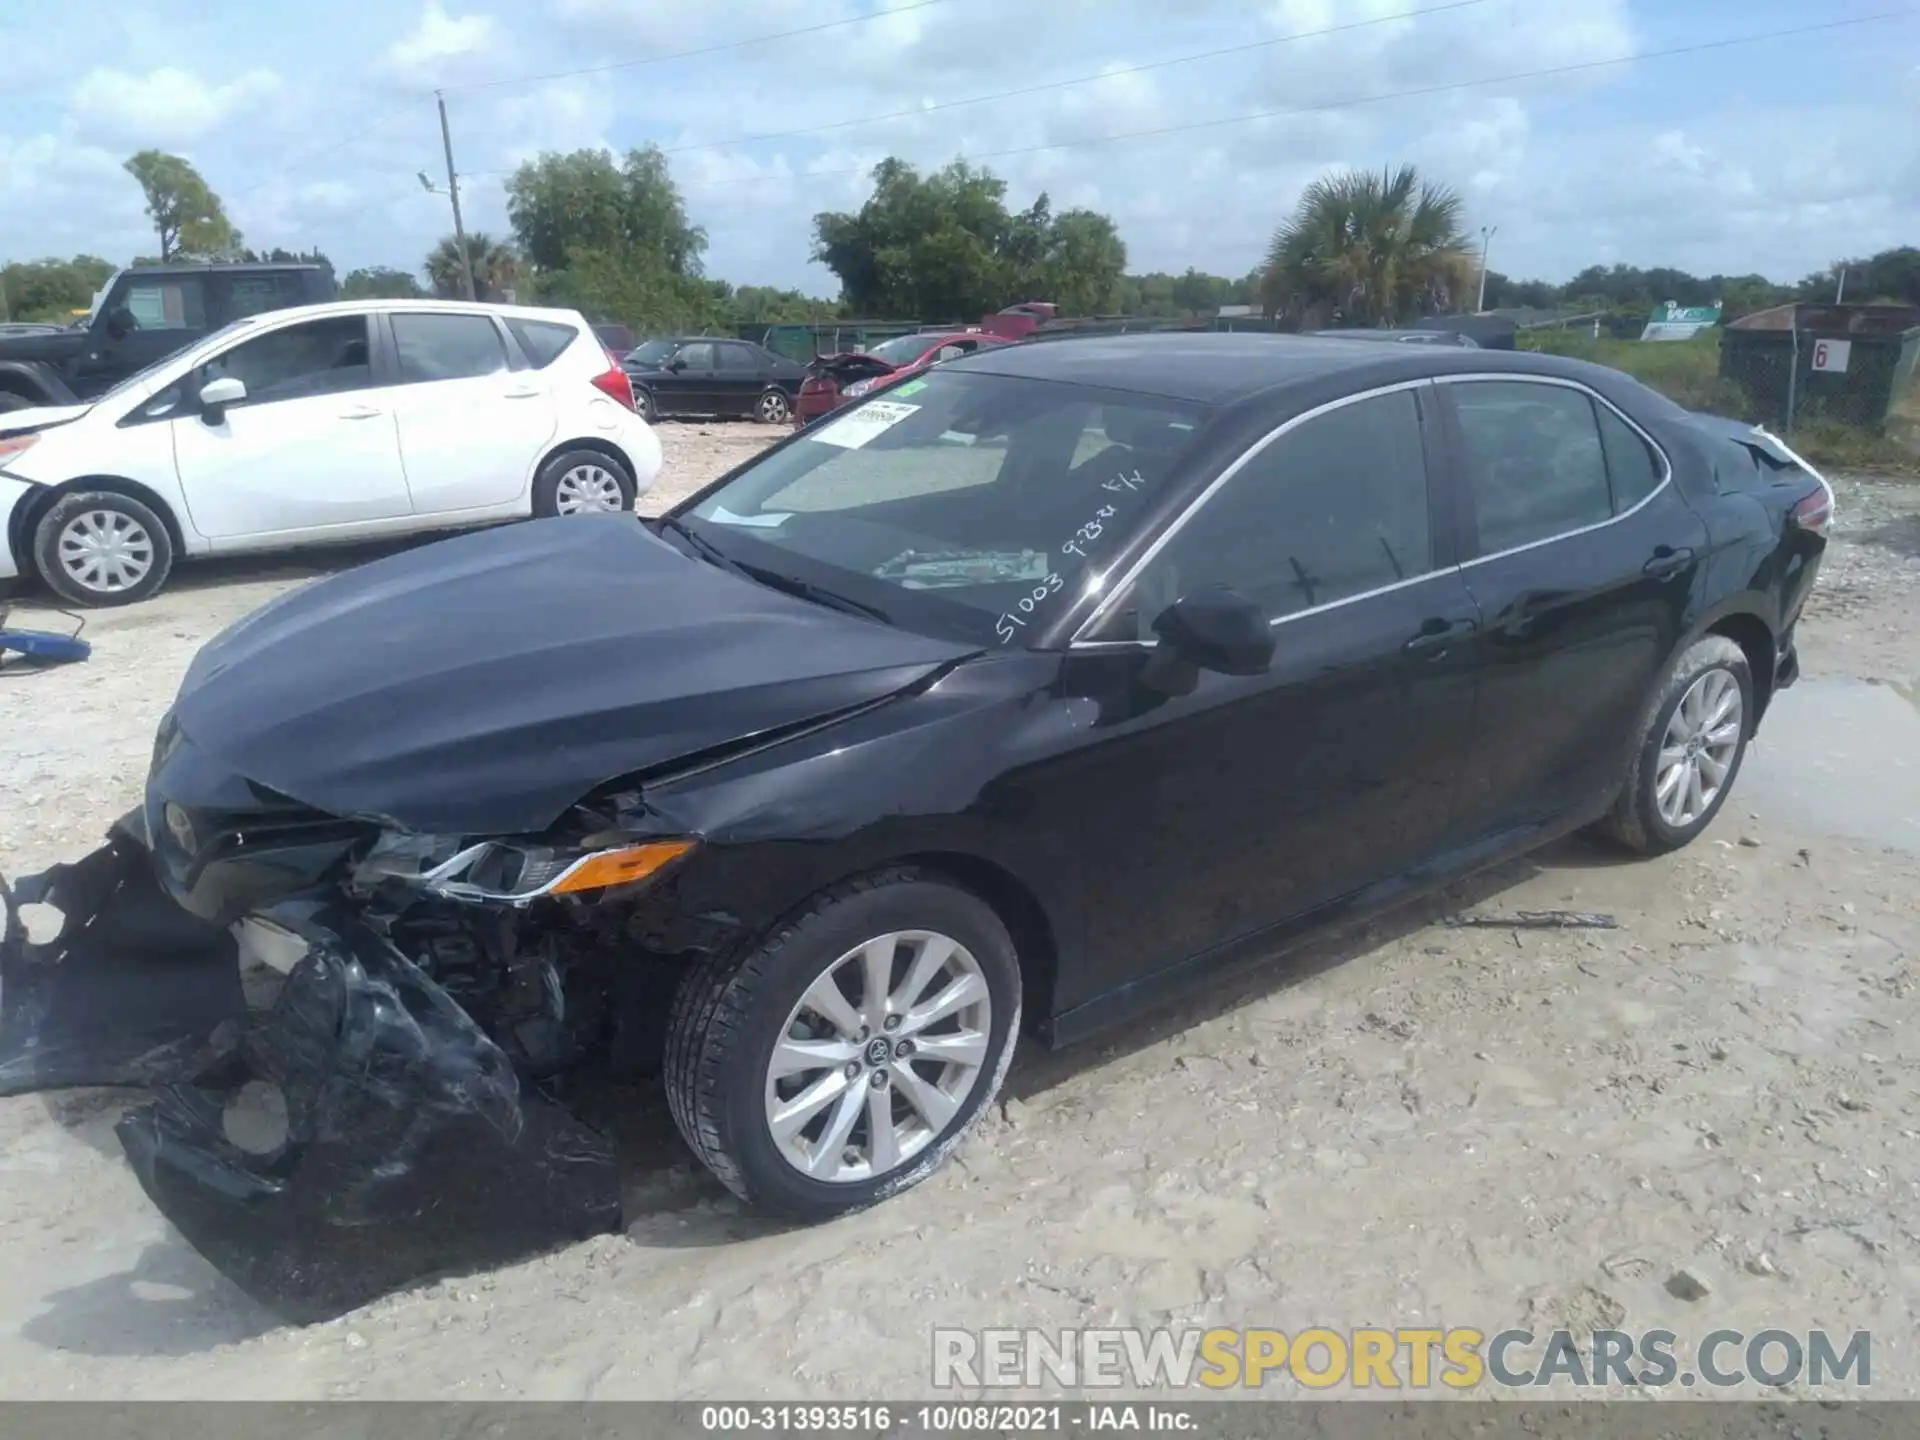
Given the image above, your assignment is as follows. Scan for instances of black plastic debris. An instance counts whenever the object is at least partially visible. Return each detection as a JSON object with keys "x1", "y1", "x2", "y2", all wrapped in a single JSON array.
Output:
[
  {"x1": 0, "y1": 836, "x2": 245, "y2": 1096},
  {"x1": 116, "y1": 910, "x2": 623, "y2": 1323}
]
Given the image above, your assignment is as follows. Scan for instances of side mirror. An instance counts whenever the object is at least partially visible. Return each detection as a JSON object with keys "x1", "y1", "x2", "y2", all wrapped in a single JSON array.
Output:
[
  {"x1": 102, "y1": 306, "x2": 136, "y2": 341},
  {"x1": 198, "y1": 376, "x2": 246, "y2": 424},
  {"x1": 667, "y1": 357, "x2": 687, "y2": 372},
  {"x1": 1152, "y1": 586, "x2": 1274, "y2": 676}
]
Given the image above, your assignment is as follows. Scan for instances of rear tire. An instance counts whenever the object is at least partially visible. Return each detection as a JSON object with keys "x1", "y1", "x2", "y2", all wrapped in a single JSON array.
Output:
[
  {"x1": 33, "y1": 490, "x2": 175, "y2": 607},
  {"x1": 633, "y1": 387, "x2": 657, "y2": 424},
  {"x1": 756, "y1": 388, "x2": 791, "y2": 425},
  {"x1": 1596, "y1": 635, "x2": 1752, "y2": 855},
  {"x1": 532, "y1": 449, "x2": 635, "y2": 518},
  {"x1": 0, "y1": 392, "x2": 33, "y2": 413},
  {"x1": 664, "y1": 869, "x2": 1020, "y2": 1219}
]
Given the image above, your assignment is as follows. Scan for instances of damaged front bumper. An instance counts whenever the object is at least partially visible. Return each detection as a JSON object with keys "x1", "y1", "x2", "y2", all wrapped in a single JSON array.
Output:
[{"x1": 0, "y1": 831, "x2": 622, "y2": 1323}]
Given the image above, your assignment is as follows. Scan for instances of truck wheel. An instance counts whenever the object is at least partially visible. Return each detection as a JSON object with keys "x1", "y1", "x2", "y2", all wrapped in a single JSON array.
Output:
[
  {"x1": 33, "y1": 491, "x2": 175, "y2": 607},
  {"x1": 0, "y1": 393, "x2": 32, "y2": 412},
  {"x1": 664, "y1": 869, "x2": 1020, "y2": 1219}
]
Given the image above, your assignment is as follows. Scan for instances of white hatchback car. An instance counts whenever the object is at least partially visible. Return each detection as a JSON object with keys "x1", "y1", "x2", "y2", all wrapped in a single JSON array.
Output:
[{"x1": 0, "y1": 299, "x2": 663, "y2": 606}]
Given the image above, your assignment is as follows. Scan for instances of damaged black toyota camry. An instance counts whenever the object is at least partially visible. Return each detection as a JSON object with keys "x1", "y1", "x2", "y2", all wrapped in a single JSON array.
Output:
[{"x1": 0, "y1": 335, "x2": 1831, "y2": 1320}]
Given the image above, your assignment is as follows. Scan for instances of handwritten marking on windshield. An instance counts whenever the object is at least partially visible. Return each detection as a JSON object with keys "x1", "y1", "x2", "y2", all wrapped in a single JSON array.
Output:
[
  {"x1": 992, "y1": 464, "x2": 1152, "y2": 644},
  {"x1": 994, "y1": 573, "x2": 1065, "y2": 643},
  {"x1": 1060, "y1": 503, "x2": 1117, "y2": 559},
  {"x1": 1101, "y1": 469, "x2": 1146, "y2": 494}
]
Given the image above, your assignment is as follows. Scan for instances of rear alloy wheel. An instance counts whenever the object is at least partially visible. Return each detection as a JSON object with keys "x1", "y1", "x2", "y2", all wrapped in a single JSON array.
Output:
[
  {"x1": 533, "y1": 449, "x2": 636, "y2": 518},
  {"x1": 634, "y1": 387, "x2": 658, "y2": 424},
  {"x1": 665, "y1": 870, "x2": 1020, "y2": 1218},
  {"x1": 1597, "y1": 634, "x2": 1753, "y2": 855},
  {"x1": 756, "y1": 388, "x2": 791, "y2": 425},
  {"x1": 33, "y1": 490, "x2": 175, "y2": 607}
]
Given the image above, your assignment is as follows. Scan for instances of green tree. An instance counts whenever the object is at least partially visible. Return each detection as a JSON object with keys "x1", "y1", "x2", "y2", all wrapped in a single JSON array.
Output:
[
  {"x1": 0, "y1": 255, "x2": 116, "y2": 322},
  {"x1": 425, "y1": 233, "x2": 520, "y2": 300},
  {"x1": 341, "y1": 265, "x2": 427, "y2": 300},
  {"x1": 1259, "y1": 164, "x2": 1473, "y2": 327},
  {"x1": 123, "y1": 151, "x2": 239, "y2": 261},
  {"x1": 812, "y1": 158, "x2": 1126, "y2": 319}
]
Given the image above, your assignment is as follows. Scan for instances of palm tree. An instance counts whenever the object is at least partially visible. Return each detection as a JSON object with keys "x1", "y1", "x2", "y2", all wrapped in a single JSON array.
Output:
[
  {"x1": 1259, "y1": 165, "x2": 1474, "y2": 328},
  {"x1": 424, "y1": 233, "x2": 521, "y2": 301}
]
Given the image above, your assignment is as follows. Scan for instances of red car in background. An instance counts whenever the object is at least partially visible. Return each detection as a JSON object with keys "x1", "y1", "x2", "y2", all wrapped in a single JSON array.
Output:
[{"x1": 793, "y1": 329, "x2": 1012, "y2": 428}]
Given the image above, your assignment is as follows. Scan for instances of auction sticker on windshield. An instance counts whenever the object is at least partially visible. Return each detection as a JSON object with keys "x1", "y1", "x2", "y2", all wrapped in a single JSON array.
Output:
[{"x1": 811, "y1": 400, "x2": 920, "y2": 450}]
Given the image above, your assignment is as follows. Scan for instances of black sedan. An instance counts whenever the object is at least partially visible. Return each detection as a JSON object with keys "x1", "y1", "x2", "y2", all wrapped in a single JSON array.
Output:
[
  {"x1": 0, "y1": 334, "x2": 1831, "y2": 1319},
  {"x1": 622, "y1": 336, "x2": 807, "y2": 424}
]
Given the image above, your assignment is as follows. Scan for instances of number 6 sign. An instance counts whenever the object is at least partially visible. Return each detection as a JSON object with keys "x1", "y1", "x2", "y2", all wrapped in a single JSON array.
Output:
[{"x1": 1811, "y1": 339, "x2": 1851, "y2": 374}]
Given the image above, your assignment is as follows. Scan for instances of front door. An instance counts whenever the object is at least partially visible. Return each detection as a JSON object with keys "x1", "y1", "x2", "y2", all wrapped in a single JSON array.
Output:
[
  {"x1": 72, "y1": 272, "x2": 214, "y2": 399},
  {"x1": 1434, "y1": 376, "x2": 1710, "y2": 839},
  {"x1": 1058, "y1": 383, "x2": 1482, "y2": 1006},
  {"x1": 170, "y1": 314, "x2": 413, "y2": 540},
  {"x1": 657, "y1": 341, "x2": 720, "y2": 415},
  {"x1": 383, "y1": 310, "x2": 559, "y2": 513}
]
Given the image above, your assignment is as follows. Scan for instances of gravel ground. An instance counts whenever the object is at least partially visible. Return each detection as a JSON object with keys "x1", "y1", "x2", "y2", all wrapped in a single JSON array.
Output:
[{"x1": 0, "y1": 423, "x2": 1917, "y2": 1400}]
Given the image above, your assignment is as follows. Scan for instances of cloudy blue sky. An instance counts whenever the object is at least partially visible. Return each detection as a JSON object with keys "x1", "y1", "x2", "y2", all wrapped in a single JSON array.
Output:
[{"x1": 2, "y1": 0, "x2": 1915, "y2": 297}]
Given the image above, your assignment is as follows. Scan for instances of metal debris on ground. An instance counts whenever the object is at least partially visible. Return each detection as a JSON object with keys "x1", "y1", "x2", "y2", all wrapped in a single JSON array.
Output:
[{"x1": 1442, "y1": 910, "x2": 1619, "y2": 930}]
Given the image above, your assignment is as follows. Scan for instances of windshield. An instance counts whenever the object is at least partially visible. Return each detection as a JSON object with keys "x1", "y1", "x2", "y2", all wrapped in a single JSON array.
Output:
[
  {"x1": 93, "y1": 316, "x2": 264, "y2": 407},
  {"x1": 682, "y1": 368, "x2": 1207, "y2": 646},
  {"x1": 626, "y1": 340, "x2": 677, "y2": 366},
  {"x1": 864, "y1": 332, "x2": 947, "y2": 366}
]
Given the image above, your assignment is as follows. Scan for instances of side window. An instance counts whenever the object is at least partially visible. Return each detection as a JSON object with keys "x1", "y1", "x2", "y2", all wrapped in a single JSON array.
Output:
[
  {"x1": 226, "y1": 273, "x2": 310, "y2": 320},
  {"x1": 506, "y1": 318, "x2": 579, "y2": 369},
  {"x1": 718, "y1": 343, "x2": 759, "y2": 371},
  {"x1": 1093, "y1": 390, "x2": 1432, "y2": 639},
  {"x1": 392, "y1": 313, "x2": 508, "y2": 383},
  {"x1": 1450, "y1": 381, "x2": 1612, "y2": 555},
  {"x1": 198, "y1": 317, "x2": 373, "y2": 407},
  {"x1": 119, "y1": 276, "x2": 208, "y2": 331},
  {"x1": 675, "y1": 342, "x2": 716, "y2": 370},
  {"x1": 1596, "y1": 403, "x2": 1663, "y2": 513}
]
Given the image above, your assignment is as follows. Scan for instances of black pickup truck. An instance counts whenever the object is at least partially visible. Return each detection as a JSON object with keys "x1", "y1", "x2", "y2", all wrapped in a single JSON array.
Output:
[{"x1": 0, "y1": 262, "x2": 336, "y2": 412}]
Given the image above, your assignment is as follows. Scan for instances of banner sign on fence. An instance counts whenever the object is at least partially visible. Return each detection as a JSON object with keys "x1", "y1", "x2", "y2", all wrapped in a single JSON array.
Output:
[{"x1": 1640, "y1": 301, "x2": 1721, "y2": 341}]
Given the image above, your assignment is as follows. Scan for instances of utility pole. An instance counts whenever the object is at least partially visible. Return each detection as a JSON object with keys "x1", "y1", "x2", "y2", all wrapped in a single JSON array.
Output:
[
  {"x1": 1834, "y1": 266, "x2": 1848, "y2": 304},
  {"x1": 436, "y1": 89, "x2": 477, "y2": 302},
  {"x1": 1475, "y1": 225, "x2": 1498, "y2": 313}
]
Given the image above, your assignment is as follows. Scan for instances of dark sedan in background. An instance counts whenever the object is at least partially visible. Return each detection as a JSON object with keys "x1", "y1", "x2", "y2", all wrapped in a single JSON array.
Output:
[{"x1": 621, "y1": 336, "x2": 807, "y2": 423}]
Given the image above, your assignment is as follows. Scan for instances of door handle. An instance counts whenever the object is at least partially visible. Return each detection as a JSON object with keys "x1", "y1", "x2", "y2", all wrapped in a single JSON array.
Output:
[
  {"x1": 1643, "y1": 545, "x2": 1695, "y2": 578},
  {"x1": 502, "y1": 387, "x2": 543, "y2": 399},
  {"x1": 338, "y1": 406, "x2": 383, "y2": 420},
  {"x1": 1403, "y1": 616, "x2": 1477, "y2": 654}
]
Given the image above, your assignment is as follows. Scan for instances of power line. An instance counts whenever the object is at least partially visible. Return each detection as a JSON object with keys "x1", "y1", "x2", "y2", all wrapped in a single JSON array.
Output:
[
  {"x1": 443, "y1": 0, "x2": 976, "y2": 93},
  {"x1": 458, "y1": 0, "x2": 1489, "y2": 173},
  {"x1": 649, "y1": 7, "x2": 1916, "y2": 194}
]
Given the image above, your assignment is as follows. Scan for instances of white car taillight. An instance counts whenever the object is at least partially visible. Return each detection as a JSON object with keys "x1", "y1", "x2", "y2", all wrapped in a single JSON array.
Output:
[{"x1": 592, "y1": 363, "x2": 637, "y2": 412}]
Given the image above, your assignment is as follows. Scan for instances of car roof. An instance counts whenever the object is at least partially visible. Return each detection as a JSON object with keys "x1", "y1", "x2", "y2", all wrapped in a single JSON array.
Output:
[
  {"x1": 228, "y1": 297, "x2": 592, "y2": 326},
  {"x1": 125, "y1": 263, "x2": 330, "y2": 276},
  {"x1": 946, "y1": 331, "x2": 1640, "y2": 407}
]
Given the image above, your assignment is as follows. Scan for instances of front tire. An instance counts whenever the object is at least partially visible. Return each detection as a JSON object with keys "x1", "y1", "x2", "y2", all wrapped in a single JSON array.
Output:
[
  {"x1": 1597, "y1": 634, "x2": 1753, "y2": 855},
  {"x1": 665, "y1": 870, "x2": 1021, "y2": 1219},
  {"x1": 532, "y1": 449, "x2": 635, "y2": 517},
  {"x1": 33, "y1": 490, "x2": 175, "y2": 607},
  {"x1": 756, "y1": 388, "x2": 792, "y2": 425},
  {"x1": 0, "y1": 392, "x2": 33, "y2": 413}
]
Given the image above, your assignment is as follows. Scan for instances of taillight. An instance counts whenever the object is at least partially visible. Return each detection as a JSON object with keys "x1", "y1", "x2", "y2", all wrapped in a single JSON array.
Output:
[
  {"x1": 1790, "y1": 487, "x2": 1831, "y2": 534},
  {"x1": 592, "y1": 363, "x2": 636, "y2": 413}
]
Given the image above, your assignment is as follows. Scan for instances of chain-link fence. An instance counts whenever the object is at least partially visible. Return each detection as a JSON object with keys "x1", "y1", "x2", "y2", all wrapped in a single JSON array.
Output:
[{"x1": 1718, "y1": 306, "x2": 1920, "y2": 436}]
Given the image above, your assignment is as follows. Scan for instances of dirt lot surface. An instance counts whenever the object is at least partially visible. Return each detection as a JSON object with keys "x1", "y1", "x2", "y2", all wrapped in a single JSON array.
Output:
[{"x1": 1, "y1": 423, "x2": 1917, "y2": 1400}]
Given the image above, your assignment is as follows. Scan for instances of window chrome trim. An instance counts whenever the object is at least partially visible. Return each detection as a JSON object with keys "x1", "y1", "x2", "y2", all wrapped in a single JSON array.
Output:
[
  {"x1": 1431, "y1": 372, "x2": 1675, "y2": 572},
  {"x1": 1068, "y1": 377, "x2": 1436, "y2": 646}
]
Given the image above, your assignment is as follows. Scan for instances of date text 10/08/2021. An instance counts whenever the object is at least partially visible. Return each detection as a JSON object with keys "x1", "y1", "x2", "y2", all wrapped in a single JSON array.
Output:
[{"x1": 700, "y1": 1405, "x2": 1197, "y2": 1432}]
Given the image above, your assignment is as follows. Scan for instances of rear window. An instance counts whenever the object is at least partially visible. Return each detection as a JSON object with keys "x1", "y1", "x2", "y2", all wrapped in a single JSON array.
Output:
[{"x1": 508, "y1": 318, "x2": 580, "y2": 369}]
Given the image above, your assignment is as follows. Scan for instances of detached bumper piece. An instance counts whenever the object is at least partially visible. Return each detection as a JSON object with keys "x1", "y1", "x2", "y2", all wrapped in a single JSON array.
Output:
[
  {"x1": 0, "y1": 837, "x2": 245, "y2": 1096},
  {"x1": 117, "y1": 911, "x2": 623, "y2": 1323}
]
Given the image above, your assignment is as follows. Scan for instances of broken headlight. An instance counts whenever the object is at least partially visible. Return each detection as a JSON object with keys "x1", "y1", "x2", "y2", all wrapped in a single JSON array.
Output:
[{"x1": 355, "y1": 831, "x2": 694, "y2": 905}]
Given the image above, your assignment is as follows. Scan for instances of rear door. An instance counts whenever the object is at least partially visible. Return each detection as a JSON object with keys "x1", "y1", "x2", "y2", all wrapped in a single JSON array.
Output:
[
  {"x1": 1436, "y1": 376, "x2": 1709, "y2": 838},
  {"x1": 168, "y1": 313, "x2": 412, "y2": 540},
  {"x1": 382, "y1": 310, "x2": 559, "y2": 513},
  {"x1": 1061, "y1": 383, "x2": 1483, "y2": 996}
]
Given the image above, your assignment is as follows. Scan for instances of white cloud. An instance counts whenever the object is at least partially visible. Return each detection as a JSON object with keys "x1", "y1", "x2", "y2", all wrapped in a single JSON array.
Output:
[
  {"x1": 381, "y1": 2, "x2": 502, "y2": 86},
  {"x1": 69, "y1": 67, "x2": 283, "y2": 148}
]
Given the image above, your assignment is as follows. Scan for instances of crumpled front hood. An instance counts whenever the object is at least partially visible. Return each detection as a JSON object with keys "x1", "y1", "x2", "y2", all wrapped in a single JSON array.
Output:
[{"x1": 170, "y1": 517, "x2": 975, "y2": 835}]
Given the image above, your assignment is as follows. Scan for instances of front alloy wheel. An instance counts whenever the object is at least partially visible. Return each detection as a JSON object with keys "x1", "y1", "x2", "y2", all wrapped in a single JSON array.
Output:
[
  {"x1": 665, "y1": 871, "x2": 1020, "y2": 1218},
  {"x1": 765, "y1": 930, "x2": 992, "y2": 1183}
]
